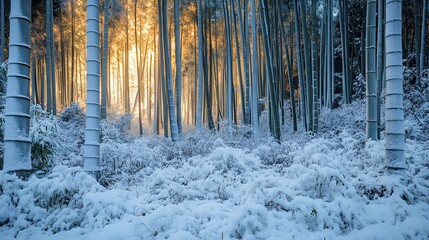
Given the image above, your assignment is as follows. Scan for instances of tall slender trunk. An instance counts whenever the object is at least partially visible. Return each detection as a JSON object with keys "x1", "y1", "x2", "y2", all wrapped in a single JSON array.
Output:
[
  {"x1": 277, "y1": 14, "x2": 297, "y2": 131},
  {"x1": 60, "y1": 10, "x2": 66, "y2": 107},
  {"x1": 420, "y1": 0, "x2": 428, "y2": 83},
  {"x1": 193, "y1": 20, "x2": 197, "y2": 126},
  {"x1": 311, "y1": 0, "x2": 319, "y2": 130},
  {"x1": 71, "y1": 0, "x2": 75, "y2": 102},
  {"x1": 135, "y1": 0, "x2": 143, "y2": 135},
  {"x1": 340, "y1": 0, "x2": 351, "y2": 104},
  {"x1": 205, "y1": 8, "x2": 215, "y2": 130},
  {"x1": 107, "y1": 47, "x2": 111, "y2": 109},
  {"x1": 32, "y1": 57, "x2": 38, "y2": 104},
  {"x1": 231, "y1": 0, "x2": 245, "y2": 124},
  {"x1": 148, "y1": 51, "x2": 152, "y2": 123},
  {"x1": 157, "y1": 0, "x2": 168, "y2": 137},
  {"x1": 78, "y1": 50, "x2": 83, "y2": 102},
  {"x1": 293, "y1": 0, "x2": 307, "y2": 130},
  {"x1": 414, "y1": 0, "x2": 421, "y2": 86},
  {"x1": 196, "y1": 0, "x2": 204, "y2": 131},
  {"x1": 322, "y1": 10, "x2": 331, "y2": 107},
  {"x1": 260, "y1": 0, "x2": 280, "y2": 141},
  {"x1": 223, "y1": 0, "x2": 233, "y2": 127},
  {"x1": 174, "y1": 0, "x2": 183, "y2": 136},
  {"x1": 101, "y1": 0, "x2": 109, "y2": 119},
  {"x1": 319, "y1": 13, "x2": 325, "y2": 109},
  {"x1": 283, "y1": 28, "x2": 297, "y2": 132},
  {"x1": 214, "y1": 22, "x2": 222, "y2": 127},
  {"x1": 361, "y1": 14, "x2": 366, "y2": 75},
  {"x1": 366, "y1": 0, "x2": 377, "y2": 141},
  {"x1": 65, "y1": 43, "x2": 69, "y2": 104},
  {"x1": 238, "y1": 0, "x2": 251, "y2": 125},
  {"x1": 312, "y1": 41, "x2": 318, "y2": 132},
  {"x1": 41, "y1": 59, "x2": 45, "y2": 109},
  {"x1": 49, "y1": 0, "x2": 56, "y2": 115},
  {"x1": 153, "y1": 25, "x2": 158, "y2": 133},
  {"x1": 46, "y1": 0, "x2": 52, "y2": 114},
  {"x1": 84, "y1": 0, "x2": 101, "y2": 173},
  {"x1": 321, "y1": 8, "x2": 327, "y2": 108},
  {"x1": 327, "y1": 0, "x2": 334, "y2": 109},
  {"x1": 125, "y1": 0, "x2": 130, "y2": 113},
  {"x1": 250, "y1": 0, "x2": 259, "y2": 135},
  {"x1": 299, "y1": 0, "x2": 312, "y2": 130},
  {"x1": 161, "y1": 0, "x2": 179, "y2": 141},
  {"x1": 342, "y1": 0, "x2": 349, "y2": 103},
  {"x1": 376, "y1": 0, "x2": 384, "y2": 139}
]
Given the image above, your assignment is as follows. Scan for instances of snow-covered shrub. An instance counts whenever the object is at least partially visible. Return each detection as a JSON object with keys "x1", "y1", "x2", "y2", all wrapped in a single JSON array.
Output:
[
  {"x1": 403, "y1": 68, "x2": 429, "y2": 141},
  {"x1": 0, "y1": 62, "x2": 6, "y2": 96},
  {"x1": 257, "y1": 108, "x2": 272, "y2": 138},
  {"x1": 150, "y1": 138, "x2": 183, "y2": 162},
  {"x1": 100, "y1": 113, "x2": 133, "y2": 143},
  {"x1": 55, "y1": 103, "x2": 85, "y2": 167},
  {"x1": 2, "y1": 65, "x2": 429, "y2": 239},
  {"x1": 334, "y1": 73, "x2": 344, "y2": 106},
  {"x1": 253, "y1": 142, "x2": 291, "y2": 166},
  {"x1": 59, "y1": 103, "x2": 85, "y2": 124},
  {"x1": 403, "y1": 66, "x2": 416, "y2": 87},
  {"x1": 229, "y1": 203, "x2": 268, "y2": 239},
  {"x1": 216, "y1": 121, "x2": 259, "y2": 149},
  {"x1": 0, "y1": 166, "x2": 105, "y2": 234},
  {"x1": 180, "y1": 129, "x2": 219, "y2": 158},
  {"x1": 30, "y1": 105, "x2": 59, "y2": 171},
  {"x1": 208, "y1": 146, "x2": 260, "y2": 174},
  {"x1": 318, "y1": 100, "x2": 366, "y2": 135},
  {"x1": 180, "y1": 123, "x2": 263, "y2": 161},
  {"x1": 101, "y1": 138, "x2": 163, "y2": 187},
  {"x1": 114, "y1": 113, "x2": 132, "y2": 134},
  {"x1": 352, "y1": 73, "x2": 365, "y2": 100},
  {"x1": 297, "y1": 165, "x2": 350, "y2": 201}
]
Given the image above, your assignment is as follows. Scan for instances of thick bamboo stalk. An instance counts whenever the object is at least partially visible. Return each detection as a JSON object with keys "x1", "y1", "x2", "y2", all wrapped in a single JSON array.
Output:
[
  {"x1": 84, "y1": 0, "x2": 101, "y2": 172},
  {"x1": 385, "y1": 0, "x2": 405, "y2": 171},
  {"x1": 3, "y1": 0, "x2": 32, "y2": 171}
]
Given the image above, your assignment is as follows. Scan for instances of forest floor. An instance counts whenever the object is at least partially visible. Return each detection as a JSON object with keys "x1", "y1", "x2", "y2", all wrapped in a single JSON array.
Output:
[{"x1": 1, "y1": 97, "x2": 429, "y2": 239}]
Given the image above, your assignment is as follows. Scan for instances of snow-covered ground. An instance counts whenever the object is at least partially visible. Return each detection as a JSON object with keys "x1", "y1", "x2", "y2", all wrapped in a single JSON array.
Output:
[{"x1": 1, "y1": 100, "x2": 429, "y2": 240}]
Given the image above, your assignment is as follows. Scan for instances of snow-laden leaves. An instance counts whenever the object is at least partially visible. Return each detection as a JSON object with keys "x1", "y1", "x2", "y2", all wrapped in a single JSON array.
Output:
[
  {"x1": 1, "y1": 132, "x2": 428, "y2": 239},
  {"x1": 1, "y1": 89, "x2": 429, "y2": 239},
  {"x1": 30, "y1": 105, "x2": 59, "y2": 170}
]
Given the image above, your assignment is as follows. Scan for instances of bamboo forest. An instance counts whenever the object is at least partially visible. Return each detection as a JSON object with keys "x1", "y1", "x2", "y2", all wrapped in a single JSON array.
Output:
[{"x1": 0, "y1": 0, "x2": 428, "y2": 239}]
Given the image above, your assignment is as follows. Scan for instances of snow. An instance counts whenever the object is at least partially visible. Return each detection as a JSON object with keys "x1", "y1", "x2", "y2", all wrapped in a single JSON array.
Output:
[{"x1": 0, "y1": 101, "x2": 429, "y2": 239}]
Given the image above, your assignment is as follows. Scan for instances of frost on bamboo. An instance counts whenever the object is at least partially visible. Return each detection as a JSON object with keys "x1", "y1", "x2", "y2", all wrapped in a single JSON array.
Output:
[
  {"x1": 385, "y1": 0, "x2": 405, "y2": 170},
  {"x1": 250, "y1": 0, "x2": 259, "y2": 135},
  {"x1": 161, "y1": 0, "x2": 179, "y2": 141},
  {"x1": 3, "y1": 0, "x2": 32, "y2": 171},
  {"x1": 84, "y1": 0, "x2": 101, "y2": 172},
  {"x1": 195, "y1": 0, "x2": 203, "y2": 132},
  {"x1": 366, "y1": 0, "x2": 377, "y2": 141}
]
